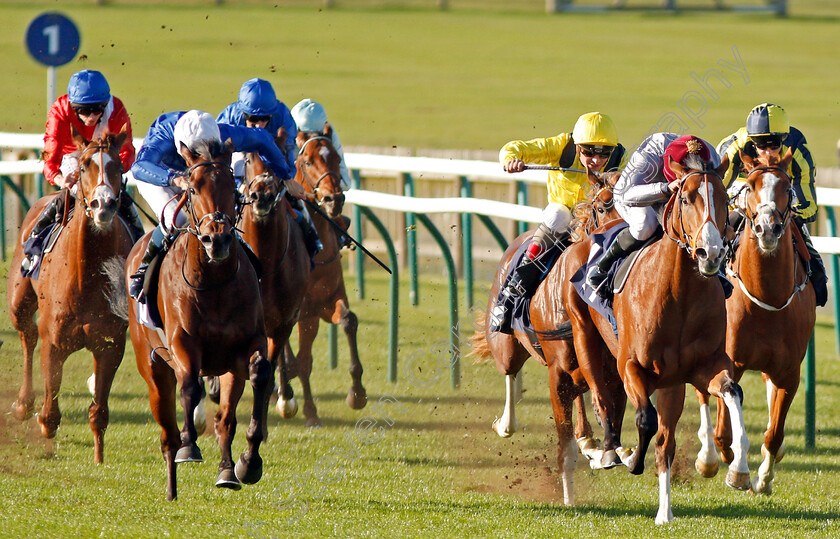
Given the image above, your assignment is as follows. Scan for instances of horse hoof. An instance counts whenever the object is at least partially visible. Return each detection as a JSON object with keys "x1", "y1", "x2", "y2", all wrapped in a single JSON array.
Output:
[
  {"x1": 577, "y1": 437, "x2": 601, "y2": 461},
  {"x1": 235, "y1": 453, "x2": 263, "y2": 484},
  {"x1": 617, "y1": 446, "x2": 634, "y2": 465},
  {"x1": 750, "y1": 476, "x2": 772, "y2": 495},
  {"x1": 216, "y1": 468, "x2": 242, "y2": 490},
  {"x1": 174, "y1": 444, "x2": 204, "y2": 463},
  {"x1": 491, "y1": 417, "x2": 514, "y2": 438},
  {"x1": 87, "y1": 374, "x2": 96, "y2": 396},
  {"x1": 725, "y1": 470, "x2": 751, "y2": 491},
  {"x1": 695, "y1": 458, "x2": 719, "y2": 478},
  {"x1": 305, "y1": 417, "x2": 323, "y2": 428},
  {"x1": 346, "y1": 387, "x2": 367, "y2": 410},
  {"x1": 11, "y1": 400, "x2": 34, "y2": 421},
  {"x1": 277, "y1": 397, "x2": 298, "y2": 419},
  {"x1": 601, "y1": 449, "x2": 622, "y2": 469}
]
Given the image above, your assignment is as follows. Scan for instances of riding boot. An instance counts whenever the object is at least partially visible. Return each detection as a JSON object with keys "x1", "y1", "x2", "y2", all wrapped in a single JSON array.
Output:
[
  {"x1": 488, "y1": 226, "x2": 570, "y2": 334},
  {"x1": 585, "y1": 227, "x2": 646, "y2": 297},
  {"x1": 799, "y1": 221, "x2": 828, "y2": 307},
  {"x1": 21, "y1": 192, "x2": 67, "y2": 273},
  {"x1": 119, "y1": 193, "x2": 145, "y2": 242},
  {"x1": 129, "y1": 227, "x2": 165, "y2": 302}
]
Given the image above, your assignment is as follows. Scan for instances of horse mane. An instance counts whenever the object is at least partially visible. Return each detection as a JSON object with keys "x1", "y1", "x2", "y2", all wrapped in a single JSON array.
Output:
[{"x1": 190, "y1": 139, "x2": 226, "y2": 162}]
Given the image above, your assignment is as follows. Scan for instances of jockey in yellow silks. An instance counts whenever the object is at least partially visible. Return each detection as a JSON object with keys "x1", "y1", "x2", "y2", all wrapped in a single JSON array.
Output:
[{"x1": 489, "y1": 112, "x2": 628, "y2": 334}]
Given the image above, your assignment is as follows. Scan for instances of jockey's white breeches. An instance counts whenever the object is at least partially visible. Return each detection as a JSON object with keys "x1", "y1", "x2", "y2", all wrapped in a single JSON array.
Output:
[
  {"x1": 542, "y1": 203, "x2": 572, "y2": 233},
  {"x1": 615, "y1": 202, "x2": 660, "y2": 241},
  {"x1": 128, "y1": 172, "x2": 187, "y2": 233}
]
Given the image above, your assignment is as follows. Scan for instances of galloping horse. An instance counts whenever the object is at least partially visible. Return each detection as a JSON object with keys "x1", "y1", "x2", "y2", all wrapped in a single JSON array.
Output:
[
  {"x1": 8, "y1": 129, "x2": 133, "y2": 464},
  {"x1": 560, "y1": 159, "x2": 751, "y2": 524},
  {"x1": 472, "y1": 174, "x2": 625, "y2": 505},
  {"x1": 694, "y1": 149, "x2": 816, "y2": 495},
  {"x1": 126, "y1": 140, "x2": 270, "y2": 500},
  {"x1": 239, "y1": 146, "x2": 311, "y2": 420},
  {"x1": 287, "y1": 127, "x2": 367, "y2": 427}
]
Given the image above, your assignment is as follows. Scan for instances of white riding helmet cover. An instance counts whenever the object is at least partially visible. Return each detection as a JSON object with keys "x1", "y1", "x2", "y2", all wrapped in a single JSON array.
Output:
[
  {"x1": 174, "y1": 110, "x2": 221, "y2": 154},
  {"x1": 291, "y1": 99, "x2": 328, "y2": 133}
]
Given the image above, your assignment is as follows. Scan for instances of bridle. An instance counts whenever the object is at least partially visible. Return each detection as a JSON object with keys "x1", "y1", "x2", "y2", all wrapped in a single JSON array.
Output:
[
  {"x1": 740, "y1": 165, "x2": 794, "y2": 239},
  {"x1": 663, "y1": 170, "x2": 726, "y2": 259},
  {"x1": 297, "y1": 135, "x2": 344, "y2": 208},
  {"x1": 77, "y1": 144, "x2": 123, "y2": 218}
]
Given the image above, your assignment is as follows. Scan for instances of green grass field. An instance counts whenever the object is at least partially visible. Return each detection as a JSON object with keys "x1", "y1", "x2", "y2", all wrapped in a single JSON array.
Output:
[
  {"x1": 1, "y1": 254, "x2": 840, "y2": 537},
  {"x1": 2, "y1": 2, "x2": 840, "y2": 167}
]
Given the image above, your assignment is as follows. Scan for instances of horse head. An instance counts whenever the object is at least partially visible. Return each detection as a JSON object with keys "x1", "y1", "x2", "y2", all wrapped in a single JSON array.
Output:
[
  {"x1": 175, "y1": 139, "x2": 237, "y2": 262},
  {"x1": 73, "y1": 126, "x2": 128, "y2": 231},
  {"x1": 242, "y1": 151, "x2": 284, "y2": 219},
  {"x1": 665, "y1": 156, "x2": 731, "y2": 277},
  {"x1": 571, "y1": 171, "x2": 620, "y2": 241},
  {"x1": 295, "y1": 125, "x2": 344, "y2": 219},
  {"x1": 739, "y1": 148, "x2": 795, "y2": 252}
]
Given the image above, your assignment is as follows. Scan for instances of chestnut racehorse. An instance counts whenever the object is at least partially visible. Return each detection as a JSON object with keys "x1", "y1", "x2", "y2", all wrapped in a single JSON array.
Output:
[
  {"x1": 286, "y1": 128, "x2": 367, "y2": 427},
  {"x1": 239, "y1": 148, "x2": 311, "y2": 420},
  {"x1": 472, "y1": 174, "x2": 625, "y2": 505},
  {"x1": 8, "y1": 129, "x2": 133, "y2": 464},
  {"x1": 126, "y1": 140, "x2": 270, "y2": 500},
  {"x1": 694, "y1": 149, "x2": 816, "y2": 495},
  {"x1": 560, "y1": 159, "x2": 751, "y2": 524}
]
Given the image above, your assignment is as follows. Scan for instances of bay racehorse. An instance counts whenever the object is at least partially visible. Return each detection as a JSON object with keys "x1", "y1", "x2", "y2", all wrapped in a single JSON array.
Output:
[
  {"x1": 125, "y1": 140, "x2": 270, "y2": 500},
  {"x1": 559, "y1": 158, "x2": 751, "y2": 523},
  {"x1": 8, "y1": 129, "x2": 133, "y2": 464},
  {"x1": 238, "y1": 146, "x2": 311, "y2": 421},
  {"x1": 471, "y1": 173, "x2": 625, "y2": 505},
  {"x1": 694, "y1": 148, "x2": 816, "y2": 495},
  {"x1": 285, "y1": 128, "x2": 367, "y2": 427}
]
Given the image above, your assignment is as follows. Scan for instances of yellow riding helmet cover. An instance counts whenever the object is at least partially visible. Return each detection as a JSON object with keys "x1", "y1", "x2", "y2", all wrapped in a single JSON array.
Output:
[{"x1": 572, "y1": 112, "x2": 618, "y2": 147}]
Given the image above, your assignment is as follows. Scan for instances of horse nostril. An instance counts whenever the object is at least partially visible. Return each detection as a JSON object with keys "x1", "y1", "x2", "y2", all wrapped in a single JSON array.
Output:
[
  {"x1": 199, "y1": 234, "x2": 212, "y2": 246},
  {"x1": 323, "y1": 196, "x2": 333, "y2": 203},
  {"x1": 695, "y1": 248, "x2": 708, "y2": 260},
  {"x1": 772, "y1": 224, "x2": 783, "y2": 237},
  {"x1": 90, "y1": 199, "x2": 100, "y2": 210}
]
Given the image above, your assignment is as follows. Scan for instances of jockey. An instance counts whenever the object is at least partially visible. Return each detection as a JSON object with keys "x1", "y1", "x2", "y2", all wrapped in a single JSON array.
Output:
[
  {"x1": 217, "y1": 78, "x2": 297, "y2": 173},
  {"x1": 22, "y1": 70, "x2": 143, "y2": 271},
  {"x1": 585, "y1": 133, "x2": 719, "y2": 296},
  {"x1": 718, "y1": 103, "x2": 827, "y2": 306},
  {"x1": 127, "y1": 110, "x2": 302, "y2": 302},
  {"x1": 489, "y1": 112, "x2": 628, "y2": 333},
  {"x1": 218, "y1": 80, "x2": 323, "y2": 259},
  {"x1": 290, "y1": 98, "x2": 353, "y2": 247}
]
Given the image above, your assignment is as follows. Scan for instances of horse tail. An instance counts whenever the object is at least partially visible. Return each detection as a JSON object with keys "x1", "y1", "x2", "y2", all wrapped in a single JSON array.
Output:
[
  {"x1": 468, "y1": 311, "x2": 493, "y2": 363},
  {"x1": 537, "y1": 320, "x2": 574, "y2": 341},
  {"x1": 101, "y1": 256, "x2": 129, "y2": 322}
]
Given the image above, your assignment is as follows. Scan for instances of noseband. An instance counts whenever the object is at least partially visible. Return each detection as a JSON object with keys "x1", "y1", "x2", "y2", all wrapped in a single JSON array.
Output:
[{"x1": 664, "y1": 170, "x2": 725, "y2": 259}]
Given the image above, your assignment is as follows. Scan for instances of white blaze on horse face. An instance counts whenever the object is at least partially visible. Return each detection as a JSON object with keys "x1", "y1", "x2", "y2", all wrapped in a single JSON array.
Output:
[
  {"x1": 698, "y1": 180, "x2": 724, "y2": 268},
  {"x1": 91, "y1": 151, "x2": 119, "y2": 226},
  {"x1": 754, "y1": 172, "x2": 782, "y2": 251},
  {"x1": 318, "y1": 145, "x2": 331, "y2": 161}
]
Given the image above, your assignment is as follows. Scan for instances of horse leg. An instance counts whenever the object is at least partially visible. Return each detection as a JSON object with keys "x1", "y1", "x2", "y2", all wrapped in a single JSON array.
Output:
[
  {"x1": 88, "y1": 340, "x2": 125, "y2": 464},
  {"x1": 192, "y1": 377, "x2": 210, "y2": 436},
  {"x1": 693, "y1": 388, "x2": 720, "y2": 478},
  {"x1": 333, "y1": 300, "x2": 367, "y2": 410},
  {"x1": 146, "y1": 358, "x2": 181, "y2": 500},
  {"x1": 490, "y1": 333, "x2": 528, "y2": 438},
  {"x1": 236, "y1": 349, "x2": 273, "y2": 485},
  {"x1": 574, "y1": 394, "x2": 601, "y2": 461},
  {"x1": 174, "y1": 366, "x2": 204, "y2": 464},
  {"x1": 653, "y1": 385, "x2": 685, "y2": 525},
  {"x1": 704, "y1": 366, "x2": 750, "y2": 490},
  {"x1": 37, "y1": 343, "x2": 67, "y2": 444},
  {"x1": 214, "y1": 372, "x2": 245, "y2": 490},
  {"x1": 621, "y1": 360, "x2": 657, "y2": 476},
  {"x1": 752, "y1": 375, "x2": 798, "y2": 495},
  {"x1": 548, "y1": 360, "x2": 578, "y2": 506},
  {"x1": 274, "y1": 335, "x2": 299, "y2": 420},
  {"x1": 8, "y1": 275, "x2": 38, "y2": 421},
  {"x1": 296, "y1": 317, "x2": 322, "y2": 427},
  {"x1": 762, "y1": 373, "x2": 786, "y2": 462}
]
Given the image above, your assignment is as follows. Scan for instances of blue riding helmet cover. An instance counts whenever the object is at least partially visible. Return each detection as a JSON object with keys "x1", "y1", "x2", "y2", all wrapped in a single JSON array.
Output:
[
  {"x1": 67, "y1": 70, "x2": 111, "y2": 104},
  {"x1": 237, "y1": 78, "x2": 280, "y2": 116}
]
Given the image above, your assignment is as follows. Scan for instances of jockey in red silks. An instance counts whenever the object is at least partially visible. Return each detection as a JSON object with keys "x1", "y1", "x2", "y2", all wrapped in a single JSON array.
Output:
[{"x1": 21, "y1": 70, "x2": 143, "y2": 272}]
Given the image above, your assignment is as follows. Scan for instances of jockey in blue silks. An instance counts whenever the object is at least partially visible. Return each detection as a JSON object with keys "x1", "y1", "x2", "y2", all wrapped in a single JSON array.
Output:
[{"x1": 127, "y1": 109, "x2": 303, "y2": 303}]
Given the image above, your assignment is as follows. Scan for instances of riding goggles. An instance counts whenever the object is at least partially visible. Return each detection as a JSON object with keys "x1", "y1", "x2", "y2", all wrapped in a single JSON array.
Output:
[
  {"x1": 244, "y1": 113, "x2": 272, "y2": 124},
  {"x1": 750, "y1": 135, "x2": 786, "y2": 150},
  {"x1": 71, "y1": 102, "x2": 107, "y2": 116},
  {"x1": 579, "y1": 145, "x2": 613, "y2": 158}
]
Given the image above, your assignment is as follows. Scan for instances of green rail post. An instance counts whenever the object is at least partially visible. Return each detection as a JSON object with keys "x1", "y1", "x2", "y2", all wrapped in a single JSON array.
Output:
[
  {"x1": 825, "y1": 208, "x2": 840, "y2": 354},
  {"x1": 460, "y1": 176, "x2": 473, "y2": 309},
  {"x1": 404, "y1": 172, "x2": 418, "y2": 306},
  {"x1": 351, "y1": 169, "x2": 365, "y2": 299},
  {"x1": 328, "y1": 324, "x2": 338, "y2": 370},
  {"x1": 805, "y1": 332, "x2": 816, "y2": 450},
  {"x1": 476, "y1": 215, "x2": 510, "y2": 251},
  {"x1": 516, "y1": 180, "x2": 528, "y2": 236},
  {"x1": 415, "y1": 213, "x2": 459, "y2": 388},
  {"x1": 359, "y1": 206, "x2": 399, "y2": 382}
]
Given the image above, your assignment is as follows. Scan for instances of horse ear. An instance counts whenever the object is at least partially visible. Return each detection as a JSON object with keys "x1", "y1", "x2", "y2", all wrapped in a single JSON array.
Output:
[
  {"x1": 323, "y1": 122, "x2": 333, "y2": 137},
  {"x1": 739, "y1": 149, "x2": 756, "y2": 172},
  {"x1": 779, "y1": 146, "x2": 794, "y2": 170},
  {"x1": 667, "y1": 156, "x2": 687, "y2": 179},
  {"x1": 178, "y1": 141, "x2": 198, "y2": 166},
  {"x1": 113, "y1": 124, "x2": 129, "y2": 152},
  {"x1": 71, "y1": 125, "x2": 89, "y2": 151},
  {"x1": 715, "y1": 153, "x2": 730, "y2": 179},
  {"x1": 295, "y1": 130, "x2": 307, "y2": 148},
  {"x1": 275, "y1": 127, "x2": 288, "y2": 150},
  {"x1": 221, "y1": 138, "x2": 235, "y2": 165}
]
